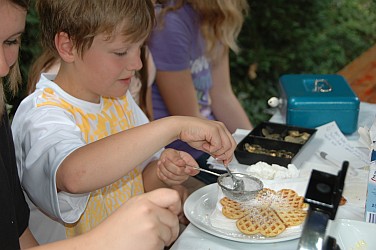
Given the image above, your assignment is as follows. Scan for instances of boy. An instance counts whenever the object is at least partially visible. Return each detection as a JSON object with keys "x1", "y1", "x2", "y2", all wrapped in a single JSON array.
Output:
[
  {"x1": 0, "y1": 0, "x2": 189, "y2": 249},
  {"x1": 12, "y1": 0, "x2": 236, "y2": 243}
]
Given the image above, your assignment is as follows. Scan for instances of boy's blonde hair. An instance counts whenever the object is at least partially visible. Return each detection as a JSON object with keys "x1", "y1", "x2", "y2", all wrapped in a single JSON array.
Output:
[
  {"x1": 36, "y1": 0, "x2": 155, "y2": 58},
  {"x1": 156, "y1": 0, "x2": 249, "y2": 58}
]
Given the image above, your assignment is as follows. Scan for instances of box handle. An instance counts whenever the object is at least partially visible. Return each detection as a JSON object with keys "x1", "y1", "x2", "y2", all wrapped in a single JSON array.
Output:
[{"x1": 314, "y1": 79, "x2": 332, "y2": 93}]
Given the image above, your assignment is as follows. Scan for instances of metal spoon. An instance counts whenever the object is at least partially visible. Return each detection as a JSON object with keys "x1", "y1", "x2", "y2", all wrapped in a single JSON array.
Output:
[
  {"x1": 222, "y1": 164, "x2": 245, "y2": 191},
  {"x1": 191, "y1": 166, "x2": 221, "y2": 177},
  {"x1": 189, "y1": 165, "x2": 244, "y2": 191}
]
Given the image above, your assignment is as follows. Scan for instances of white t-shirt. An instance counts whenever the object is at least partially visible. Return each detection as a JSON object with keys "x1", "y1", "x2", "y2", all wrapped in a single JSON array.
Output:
[{"x1": 12, "y1": 73, "x2": 161, "y2": 243}]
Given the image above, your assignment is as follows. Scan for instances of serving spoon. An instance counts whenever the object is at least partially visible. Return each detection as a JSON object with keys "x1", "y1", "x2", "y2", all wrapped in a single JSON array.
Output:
[
  {"x1": 222, "y1": 164, "x2": 245, "y2": 191},
  {"x1": 191, "y1": 165, "x2": 245, "y2": 191}
]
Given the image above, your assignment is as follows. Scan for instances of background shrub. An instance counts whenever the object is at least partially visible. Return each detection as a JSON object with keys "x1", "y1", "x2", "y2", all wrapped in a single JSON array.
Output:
[{"x1": 231, "y1": 0, "x2": 376, "y2": 125}]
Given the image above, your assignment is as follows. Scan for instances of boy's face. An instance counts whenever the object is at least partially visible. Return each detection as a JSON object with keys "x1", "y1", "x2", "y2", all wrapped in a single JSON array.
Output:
[
  {"x1": 0, "y1": 2, "x2": 26, "y2": 78},
  {"x1": 64, "y1": 31, "x2": 144, "y2": 103}
]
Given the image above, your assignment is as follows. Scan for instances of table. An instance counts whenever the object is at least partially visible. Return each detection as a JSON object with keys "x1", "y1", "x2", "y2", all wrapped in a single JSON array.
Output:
[
  {"x1": 338, "y1": 44, "x2": 376, "y2": 104},
  {"x1": 170, "y1": 102, "x2": 376, "y2": 250}
]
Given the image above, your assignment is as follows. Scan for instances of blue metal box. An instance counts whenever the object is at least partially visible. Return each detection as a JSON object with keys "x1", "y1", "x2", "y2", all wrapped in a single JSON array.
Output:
[{"x1": 279, "y1": 74, "x2": 360, "y2": 134}]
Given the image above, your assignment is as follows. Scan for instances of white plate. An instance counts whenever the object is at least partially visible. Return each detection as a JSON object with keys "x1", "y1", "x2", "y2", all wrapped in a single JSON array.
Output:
[
  {"x1": 327, "y1": 219, "x2": 376, "y2": 249},
  {"x1": 184, "y1": 179, "x2": 309, "y2": 244}
]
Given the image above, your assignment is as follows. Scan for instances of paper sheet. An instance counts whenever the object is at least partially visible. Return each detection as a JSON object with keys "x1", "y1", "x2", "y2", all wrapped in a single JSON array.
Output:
[{"x1": 313, "y1": 121, "x2": 369, "y2": 168}]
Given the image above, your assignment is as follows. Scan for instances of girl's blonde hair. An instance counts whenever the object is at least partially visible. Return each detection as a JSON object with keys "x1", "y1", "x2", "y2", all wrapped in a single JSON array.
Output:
[
  {"x1": 0, "y1": 61, "x2": 22, "y2": 116},
  {"x1": 36, "y1": 0, "x2": 155, "y2": 58},
  {"x1": 156, "y1": 0, "x2": 249, "y2": 59},
  {"x1": 0, "y1": 0, "x2": 29, "y2": 117}
]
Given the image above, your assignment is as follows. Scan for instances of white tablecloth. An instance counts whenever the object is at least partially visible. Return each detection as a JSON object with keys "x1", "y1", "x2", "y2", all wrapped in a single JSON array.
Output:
[{"x1": 170, "y1": 102, "x2": 376, "y2": 250}]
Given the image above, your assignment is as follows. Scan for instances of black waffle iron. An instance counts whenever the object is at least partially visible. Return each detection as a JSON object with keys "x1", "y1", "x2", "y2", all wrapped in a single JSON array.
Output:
[{"x1": 297, "y1": 161, "x2": 348, "y2": 250}]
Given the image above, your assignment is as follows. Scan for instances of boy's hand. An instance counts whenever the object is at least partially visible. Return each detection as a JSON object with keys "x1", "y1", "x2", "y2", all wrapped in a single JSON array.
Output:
[
  {"x1": 177, "y1": 118, "x2": 236, "y2": 166},
  {"x1": 157, "y1": 149, "x2": 199, "y2": 186}
]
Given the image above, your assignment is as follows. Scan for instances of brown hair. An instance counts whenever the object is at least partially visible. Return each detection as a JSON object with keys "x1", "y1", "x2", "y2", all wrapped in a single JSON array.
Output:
[
  {"x1": 36, "y1": 0, "x2": 155, "y2": 58},
  {"x1": 155, "y1": 0, "x2": 248, "y2": 59},
  {"x1": 138, "y1": 46, "x2": 150, "y2": 119},
  {"x1": 0, "y1": 0, "x2": 30, "y2": 116}
]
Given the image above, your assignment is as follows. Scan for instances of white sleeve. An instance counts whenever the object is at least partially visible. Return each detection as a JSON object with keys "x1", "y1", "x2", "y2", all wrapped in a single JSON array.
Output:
[{"x1": 13, "y1": 105, "x2": 89, "y2": 223}]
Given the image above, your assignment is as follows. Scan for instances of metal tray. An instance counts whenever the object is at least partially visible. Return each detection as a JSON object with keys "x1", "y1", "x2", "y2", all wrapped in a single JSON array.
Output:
[
  {"x1": 250, "y1": 122, "x2": 317, "y2": 143},
  {"x1": 235, "y1": 122, "x2": 316, "y2": 166}
]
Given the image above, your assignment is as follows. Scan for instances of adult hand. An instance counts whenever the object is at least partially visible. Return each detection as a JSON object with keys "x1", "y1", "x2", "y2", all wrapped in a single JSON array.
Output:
[
  {"x1": 170, "y1": 185, "x2": 190, "y2": 225},
  {"x1": 88, "y1": 188, "x2": 181, "y2": 250},
  {"x1": 157, "y1": 149, "x2": 199, "y2": 186}
]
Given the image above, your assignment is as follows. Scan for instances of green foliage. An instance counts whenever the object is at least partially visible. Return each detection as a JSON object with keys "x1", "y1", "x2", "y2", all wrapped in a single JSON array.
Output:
[
  {"x1": 8, "y1": 0, "x2": 376, "y2": 125},
  {"x1": 231, "y1": 0, "x2": 376, "y2": 126}
]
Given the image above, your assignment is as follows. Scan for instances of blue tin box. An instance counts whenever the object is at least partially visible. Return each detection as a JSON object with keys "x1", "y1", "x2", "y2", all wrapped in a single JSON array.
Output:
[{"x1": 278, "y1": 74, "x2": 360, "y2": 134}]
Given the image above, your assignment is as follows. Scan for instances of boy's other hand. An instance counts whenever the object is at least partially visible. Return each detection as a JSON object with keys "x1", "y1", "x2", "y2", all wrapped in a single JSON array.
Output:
[{"x1": 157, "y1": 149, "x2": 199, "y2": 186}]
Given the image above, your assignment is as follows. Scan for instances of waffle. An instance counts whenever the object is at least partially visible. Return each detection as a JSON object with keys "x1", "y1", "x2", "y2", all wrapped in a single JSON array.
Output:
[
  {"x1": 220, "y1": 187, "x2": 308, "y2": 237},
  {"x1": 237, "y1": 207, "x2": 287, "y2": 237},
  {"x1": 255, "y1": 188, "x2": 277, "y2": 207},
  {"x1": 220, "y1": 197, "x2": 241, "y2": 208},
  {"x1": 220, "y1": 197, "x2": 249, "y2": 219},
  {"x1": 236, "y1": 207, "x2": 261, "y2": 235},
  {"x1": 273, "y1": 188, "x2": 308, "y2": 209},
  {"x1": 223, "y1": 199, "x2": 288, "y2": 237},
  {"x1": 340, "y1": 196, "x2": 347, "y2": 206},
  {"x1": 222, "y1": 205, "x2": 248, "y2": 219},
  {"x1": 257, "y1": 207, "x2": 287, "y2": 237},
  {"x1": 277, "y1": 188, "x2": 298, "y2": 197},
  {"x1": 275, "y1": 208, "x2": 307, "y2": 227},
  {"x1": 257, "y1": 188, "x2": 277, "y2": 199}
]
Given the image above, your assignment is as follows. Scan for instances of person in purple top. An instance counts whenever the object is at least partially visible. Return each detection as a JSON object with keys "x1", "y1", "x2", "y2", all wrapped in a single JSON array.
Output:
[{"x1": 149, "y1": 0, "x2": 253, "y2": 184}]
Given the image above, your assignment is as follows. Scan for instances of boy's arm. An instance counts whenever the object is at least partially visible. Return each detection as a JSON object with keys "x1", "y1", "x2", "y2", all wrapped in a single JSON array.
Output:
[
  {"x1": 142, "y1": 159, "x2": 170, "y2": 192},
  {"x1": 26, "y1": 189, "x2": 181, "y2": 250},
  {"x1": 57, "y1": 116, "x2": 235, "y2": 194}
]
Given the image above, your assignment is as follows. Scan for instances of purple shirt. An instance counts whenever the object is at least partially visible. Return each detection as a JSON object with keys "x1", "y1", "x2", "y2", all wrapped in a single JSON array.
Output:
[{"x1": 149, "y1": 3, "x2": 215, "y2": 159}]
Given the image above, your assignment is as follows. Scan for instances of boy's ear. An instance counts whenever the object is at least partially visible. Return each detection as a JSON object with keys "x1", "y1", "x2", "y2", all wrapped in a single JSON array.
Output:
[{"x1": 55, "y1": 32, "x2": 76, "y2": 63}]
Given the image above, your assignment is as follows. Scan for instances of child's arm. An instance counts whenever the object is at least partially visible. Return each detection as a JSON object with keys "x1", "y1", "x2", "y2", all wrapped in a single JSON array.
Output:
[
  {"x1": 142, "y1": 149, "x2": 199, "y2": 191},
  {"x1": 210, "y1": 51, "x2": 253, "y2": 133},
  {"x1": 57, "y1": 116, "x2": 235, "y2": 194},
  {"x1": 26, "y1": 188, "x2": 181, "y2": 250}
]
